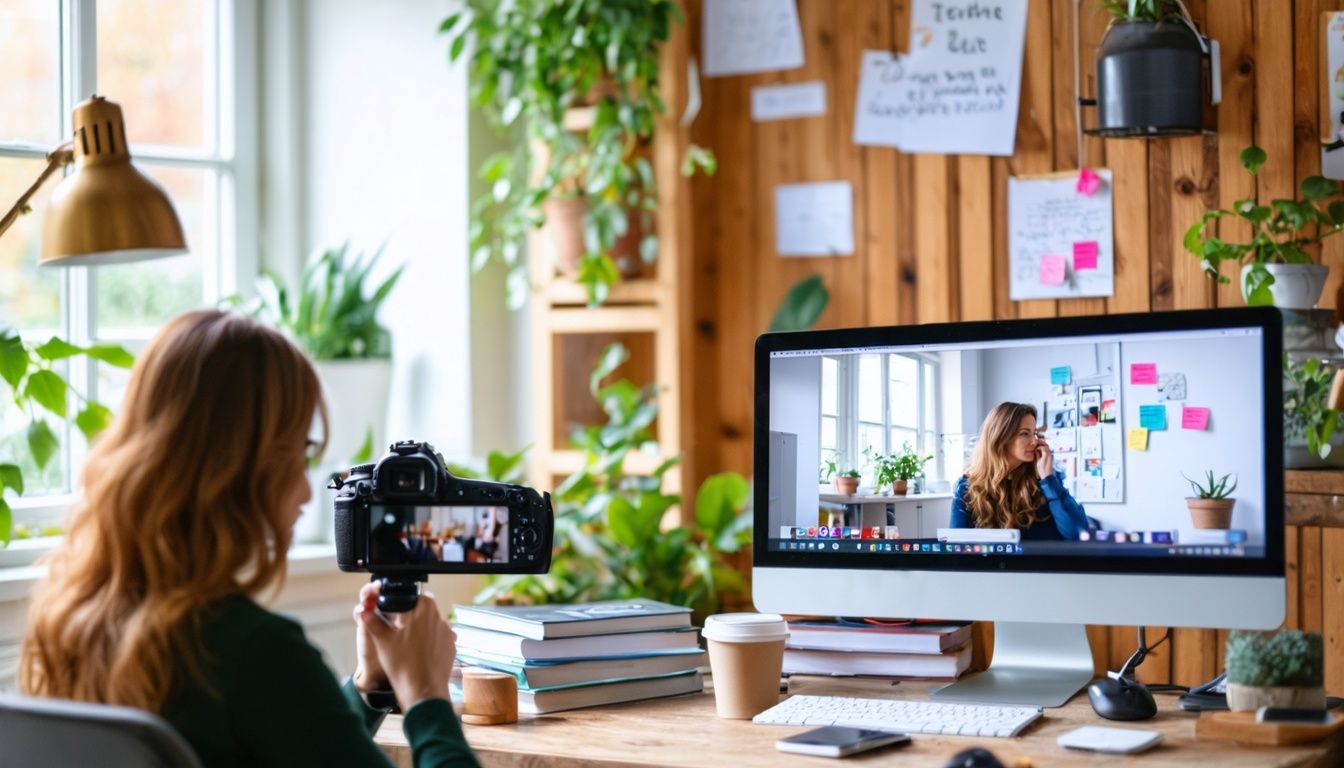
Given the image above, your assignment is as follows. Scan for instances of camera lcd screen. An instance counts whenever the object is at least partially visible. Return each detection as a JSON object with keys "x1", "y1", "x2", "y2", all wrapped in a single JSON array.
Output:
[{"x1": 367, "y1": 505, "x2": 510, "y2": 566}]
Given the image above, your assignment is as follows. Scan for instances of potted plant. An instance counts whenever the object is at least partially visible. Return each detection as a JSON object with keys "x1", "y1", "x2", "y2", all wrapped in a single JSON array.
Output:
[
  {"x1": 1185, "y1": 146, "x2": 1343, "y2": 308},
  {"x1": 834, "y1": 468, "x2": 861, "y2": 496},
  {"x1": 1089, "y1": 0, "x2": 1211, "y2": 137},
  {"x1": 1182, "y1": 470, "x2": 1236, "y2": 529},
  {"x1": 442, "y1": 0, "x2": 715, "y2": 308},
  {"x1": 0, "y1": 330, "x2": 132, "y2": 547},
  {"x1": 875, "y1": 443, "x2": 933, "y2": 496},
  {"x1": 1284, "y1": 356, "x2": 1344, "y2": 467},
  {"x1": 1224, "y1": 630, "x2": 1326, "y2": 711},
  {"x1": 230, "y1": 241, "x2": 403, "y2": 469}
]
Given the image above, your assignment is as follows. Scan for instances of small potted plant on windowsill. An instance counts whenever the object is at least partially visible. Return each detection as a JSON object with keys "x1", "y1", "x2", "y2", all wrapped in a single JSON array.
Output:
[
  {"x1": 1224, "y1": 630, "x2": 1326, "y2": 712},
  {"x1": 876, "y1": 443, "x2": 933, "y2": 497},
  {"x1": 1182, "y1": 470, "x2": 1236, "y2": 529},
  {"x1": 834, "y1": 468, "x2": 861, "y2": 496},
  {"x1": 1185, "y1": 146, "x2": 1343, "y2": 309}
]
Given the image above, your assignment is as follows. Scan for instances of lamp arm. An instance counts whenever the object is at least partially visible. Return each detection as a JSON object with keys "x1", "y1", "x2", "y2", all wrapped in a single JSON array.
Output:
[{"x1": 0, "y1": 142, "x2": 75, "y2": 241}]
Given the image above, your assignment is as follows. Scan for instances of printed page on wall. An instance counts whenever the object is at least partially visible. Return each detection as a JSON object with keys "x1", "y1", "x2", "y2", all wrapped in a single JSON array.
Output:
[
  {"x1": 1008, "y1": 171, "x2": 1116, "y2": 301},
  {"x1": 702, "y1": 0, "x2": 805, "y2": 77}
]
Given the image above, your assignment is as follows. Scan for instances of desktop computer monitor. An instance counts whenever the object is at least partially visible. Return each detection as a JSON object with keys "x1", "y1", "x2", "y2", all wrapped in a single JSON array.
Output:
[{"x1": 752, "y1": 307, "x2": 1285, "y2": 707}]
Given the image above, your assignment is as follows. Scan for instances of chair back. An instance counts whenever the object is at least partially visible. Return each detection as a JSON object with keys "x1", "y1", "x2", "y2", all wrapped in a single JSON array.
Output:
[{"x1": 0, "y1": 693, "x2": 203, "y2": 768}]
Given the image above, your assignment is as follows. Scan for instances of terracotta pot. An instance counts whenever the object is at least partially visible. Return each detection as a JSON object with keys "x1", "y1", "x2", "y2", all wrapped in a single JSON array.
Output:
[
  {"x1": 1186, "y1": 497, "x2": 1234, "y2": 529},
  {"x1": 834, "y1": 476, "x2": 859, "y2": 495},
  {"x1": 1225, "y1": 682, "x2": 1326, "y2": 712},
  {"x1": 892, "y1": 480, "x2": 909, "y2": 496},
  {"x1": 544, "y1": 197, "x2": 586, "y2": 275}
]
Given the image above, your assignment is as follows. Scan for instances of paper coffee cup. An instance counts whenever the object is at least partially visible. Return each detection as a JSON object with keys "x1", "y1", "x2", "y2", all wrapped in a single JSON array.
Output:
[{"x1": 702, "y1": 613, "x2": 789, "y2": 719}]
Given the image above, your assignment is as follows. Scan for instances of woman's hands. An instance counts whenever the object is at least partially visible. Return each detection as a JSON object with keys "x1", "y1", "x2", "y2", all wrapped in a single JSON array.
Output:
[
  {"x1": 1034, "y1": 438, "x2": 1054, "y2": 480},
  {"x1": 353, "y1": 582, "x2": 458, "y2": 711}
]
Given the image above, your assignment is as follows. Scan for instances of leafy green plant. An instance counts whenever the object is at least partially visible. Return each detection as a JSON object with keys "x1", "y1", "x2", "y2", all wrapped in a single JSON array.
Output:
[
  {"x1": 1284, "y1": 356, "x2": 1343, "y2": 459},
  {"x1": 1182, "y1": 470, "x2": 1237, "y2": 500},
  {"x1": 871, "y1": 443, "x2": 933, "y2": 486},
  {"x1": 1099, "y1": 0, "x2": 1181, "y2": 22},
  {"x1": 769, "y1": 275, "x2": 830, "y2": 333},
  {"x1": 442, "y1": 0, "x2": 716, "y2": 309},
  {"x1": 837, "y1": 467, "x2": 861, "y2": 479},
  {"x1": 819, "y1": 458, "x2": 837, "y2": 482},
  {"x1": 229, "y1": 242, "x2": 403, "y2": 360},
  {"x1": 1225, "y1": 630, "x2": 1324, "y2": 688},
  {"x1": 1185, "y1": 146, "x2": 1344, "y2": 306},
  {"x1": 475, "y1": 342, "x2": 751, "y2": 618},
  {"x1": 0, "y1": 329, "x2": 133, "y2": 545}
]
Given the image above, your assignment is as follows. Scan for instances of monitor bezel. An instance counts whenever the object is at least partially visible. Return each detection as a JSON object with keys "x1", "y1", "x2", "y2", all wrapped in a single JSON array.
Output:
[{"x1": 753, "y1": 306, "x2": 1284, "y2": 579}]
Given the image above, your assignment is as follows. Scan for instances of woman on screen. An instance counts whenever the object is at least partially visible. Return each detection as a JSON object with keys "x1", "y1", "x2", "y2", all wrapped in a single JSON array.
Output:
[
  {"x1": 950, "y1": 401, "x2": 1088, "y2": 541},
  {"x1": 20, "y1": 310, "x2": 476, "y2": 767}
]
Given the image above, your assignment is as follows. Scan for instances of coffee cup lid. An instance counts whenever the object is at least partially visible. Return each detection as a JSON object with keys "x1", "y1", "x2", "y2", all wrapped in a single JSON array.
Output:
[{"x1": 701, "y1": 613, "x2": 789, "y2": 643}]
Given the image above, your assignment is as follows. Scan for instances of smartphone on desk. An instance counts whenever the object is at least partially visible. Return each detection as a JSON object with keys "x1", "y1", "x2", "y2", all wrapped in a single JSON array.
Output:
[{"x1": 775, "y1": 726, "x2": 911, "y2": 758}]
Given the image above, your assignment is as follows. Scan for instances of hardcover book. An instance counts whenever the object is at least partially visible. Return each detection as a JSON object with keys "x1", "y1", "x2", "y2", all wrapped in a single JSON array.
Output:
[{"x1": 452, "y1": 599, "x2": 692, "y2": 640}]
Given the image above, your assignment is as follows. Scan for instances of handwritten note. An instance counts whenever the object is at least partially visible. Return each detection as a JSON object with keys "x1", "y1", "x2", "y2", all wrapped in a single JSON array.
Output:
[
  {"x1": 1050, "y1": 366, "x2": 1071, "y2": 386},
  {"x1": 1008, "y1": 171, "x2": 1115, "y2": 300},
  {"x1": 1039, "y1": 254, "x2": 1067, "y2": 286},
  {"x1": 774, "y1": 181, "x2": 854, "y2": 256},
  {"x1": 751, "y1": 81, "x2": 827, "y2": 121},
  {"x1": 1130, "y1": 363, "x2": 1158, "y2": 385},
  {"x1": 1182, "y1": 406, "x2": 1210, "y2": 430},
  {"x1": 702, "y1": 0, "x2": 805, "y2": 77},
  {"x1": 1139, "y1": 404, "x2": 1167, "y2": 430},
  {"x1": 1128, "y1": 427, "x2": 1149, "y2": 451},
  {"x1": 852, "y1": 0, "x2": 1028, "y2": 155}
]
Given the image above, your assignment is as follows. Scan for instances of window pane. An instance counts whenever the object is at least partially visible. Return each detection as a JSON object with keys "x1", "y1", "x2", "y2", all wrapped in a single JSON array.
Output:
[
  {"x1": 859, "y1": 423, "x2": 885, "y2": 458},
  {"x1": 821, "y1": 415, "x2": 836, "y2": 450},
  {"x1": 857, "y1": 355, "x2": 882, "y2": 423},
  {"x1": 98, "y1": 0, "x2": 213, "y2": 151},
  {"x1": 890, "y1": 427, "x2": 917, "y2": 455},
  {"x1": 923, "y1": 430, "x2": 938, "y2": 477},
  {"x1": 94, "y1": 165, "x2": 207, "y2": 333},
  {"x1": 94, "y1": 339, "x2": 149, "y2": 419},
  {"x1": 1, "y1": 361, "x2": 70, "y2": 497},
  {"x1": 923, "y1": 362, "x2": 937, "y2": 431},
  {"x1": 0, "y1": 3, "x2": 60, "y2": 143},
  {"x1": 0, "y1": 158, "x2": 63, "y2": 330},
  {"x1": 821, "y1": 357, "x2": 838, "y2": 415},
  {"x1": 888, "y1": 354, "x2": 918, "y2": 428}
]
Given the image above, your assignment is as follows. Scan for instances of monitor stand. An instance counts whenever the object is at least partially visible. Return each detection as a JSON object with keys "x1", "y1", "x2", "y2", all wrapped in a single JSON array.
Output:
[{"x1": 930, "y1": 622, "x2": 1094, "y2": 708}]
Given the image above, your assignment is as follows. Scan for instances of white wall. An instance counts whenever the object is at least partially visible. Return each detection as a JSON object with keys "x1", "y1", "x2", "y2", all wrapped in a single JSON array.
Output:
[{"x1": 769, "y1": 357, "x2": 823, "y2": 528}]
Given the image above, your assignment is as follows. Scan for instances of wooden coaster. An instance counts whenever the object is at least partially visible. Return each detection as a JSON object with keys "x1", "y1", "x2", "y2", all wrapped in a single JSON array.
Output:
[
  {"x1": 461, "y1": 667, "x2": 518, "y2": 726},
  {"x1": 1195, "y1": 710, "x2": 1344, "y2": 745}
]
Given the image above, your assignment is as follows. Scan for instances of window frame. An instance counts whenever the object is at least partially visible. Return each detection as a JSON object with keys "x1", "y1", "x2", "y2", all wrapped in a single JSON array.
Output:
[
  {"x1": 0, "y1": 0, "x2": 258, "y2": 537},
  {"x1": 826, "y1": 352, "x2": 942, "y2": 484}
]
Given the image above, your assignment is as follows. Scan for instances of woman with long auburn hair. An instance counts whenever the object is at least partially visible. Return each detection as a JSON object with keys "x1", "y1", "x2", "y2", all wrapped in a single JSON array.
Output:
[
  {"x1": 20, "y1": 310, "x2": 478, "y2": 767},
  {"x1": 950, "y1": 401, "x2": 1088, "y2": 541}
]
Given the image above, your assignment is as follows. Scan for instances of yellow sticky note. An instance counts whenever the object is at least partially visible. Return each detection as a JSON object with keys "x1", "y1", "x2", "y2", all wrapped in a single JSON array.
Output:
[{"x1": 1128, "y1": 427, "x2": 1149, "y2": 451}]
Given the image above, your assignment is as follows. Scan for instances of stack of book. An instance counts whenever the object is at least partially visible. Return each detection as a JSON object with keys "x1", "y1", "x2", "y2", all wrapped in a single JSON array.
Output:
[
  {"x1": 781, "y1": 618, "x2": 973, "y2": 680},
  {"x1": 452, "y1": 599, "x2": 705, "y2": 714}
]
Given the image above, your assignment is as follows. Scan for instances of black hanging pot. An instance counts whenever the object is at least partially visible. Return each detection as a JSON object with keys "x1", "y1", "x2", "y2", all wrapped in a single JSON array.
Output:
[{"x1": 1086, "y1": 19, "x2": 1211, "y2": 137}]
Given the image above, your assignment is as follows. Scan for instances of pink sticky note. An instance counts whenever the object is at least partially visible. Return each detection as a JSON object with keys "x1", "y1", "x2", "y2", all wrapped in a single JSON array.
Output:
[
  {"x1": 1077, "y1": 167, "x2": 1101, "y2": 196},
  {"x1": 1039, "y1": 254, "x2": 1067, "y2": 286},
  {"x1": 1073, "y1": 240, "x2": 1099, "y2": 270},
  {"x1": 1130, "y1": 363, "x2": 1158, "y2": 385},
  {"x1": 1182, "y1": 406, "x2": 1210, "y2": 430}
]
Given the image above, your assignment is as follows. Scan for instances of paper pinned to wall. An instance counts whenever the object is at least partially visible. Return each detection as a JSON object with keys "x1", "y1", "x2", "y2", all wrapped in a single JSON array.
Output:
[
  {"x1": 1157, "y1": 372, "x2": 1187, "y2": 401},
  {"x1": 702, "y1": 0, "x2": 805, "y2": 77},
  {"x1": 774, "y1": 181, "x2": 854, "y2": 256},
  {"x1": 1139, "y1": 404, "x2": 1168, "y2": 430},
  {"x1": 1321, "y1": 13, "x2": 1344, "y2": 180},
  {"x1": 1079, "y1": 427, "x2": 1101, "y2": 459},
  {"x1": 751, "y1": 81, "x2": 827, "y2": 121},
  {"x1": 1008, "y1": 171, "x2": 1115, "y2": 301},
  {"x1": 1182, "y1": 406, "x2": 1210, "y2": 430},
  {"x1": 1128, "y1": 427, "x2": 1149, "y2": 451}
]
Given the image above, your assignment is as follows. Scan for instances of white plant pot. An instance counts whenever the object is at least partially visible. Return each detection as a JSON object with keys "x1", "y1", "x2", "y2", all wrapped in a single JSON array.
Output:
[
  {"x1": 1241, "y1": 263, "x2": 1330, "y2": 309},
  {"x1": 314, "y1": 359, "x2": 392, "y2": 467},
  {"x1": 1225, "y1": 682, "x2": 1326, "y2": 712}
]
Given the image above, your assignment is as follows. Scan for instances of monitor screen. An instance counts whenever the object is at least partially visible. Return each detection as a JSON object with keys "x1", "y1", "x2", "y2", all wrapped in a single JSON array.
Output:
[{"x1": 754, "y1": 308, "x2": 1283, "y2": 578}]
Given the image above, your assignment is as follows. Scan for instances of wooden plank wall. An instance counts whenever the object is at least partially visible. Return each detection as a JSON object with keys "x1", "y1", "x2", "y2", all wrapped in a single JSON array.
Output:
[{"x1": 684, "y1": 0, "x2": 1344, "y2": 688}]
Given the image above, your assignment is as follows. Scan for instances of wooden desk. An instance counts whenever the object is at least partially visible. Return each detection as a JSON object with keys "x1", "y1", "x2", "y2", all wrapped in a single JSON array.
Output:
[{"x1": 374, "y1": 679, "x2": 1344, "y2": 767}]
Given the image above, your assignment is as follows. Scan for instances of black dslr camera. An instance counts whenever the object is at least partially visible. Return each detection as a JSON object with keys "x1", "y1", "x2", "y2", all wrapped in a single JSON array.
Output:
[{"x1": 333, "y1": 440, "x2": 553, "y2": 612}]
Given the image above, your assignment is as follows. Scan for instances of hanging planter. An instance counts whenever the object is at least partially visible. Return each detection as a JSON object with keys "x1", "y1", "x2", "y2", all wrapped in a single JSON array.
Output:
[{"x1": 1081, "y1": 2, "x2": 1219, "y2": 137}]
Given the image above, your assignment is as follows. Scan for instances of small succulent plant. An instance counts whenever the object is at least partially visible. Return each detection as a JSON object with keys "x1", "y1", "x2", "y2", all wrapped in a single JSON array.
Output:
[{"x1": 1225, "y1": 630, "x2": 1324, "y2": 688}]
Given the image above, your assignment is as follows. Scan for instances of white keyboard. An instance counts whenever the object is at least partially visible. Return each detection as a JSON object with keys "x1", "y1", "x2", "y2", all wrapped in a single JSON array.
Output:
[{"x1": 753, "y1": 694, "x2": 1043, "y2": 738}]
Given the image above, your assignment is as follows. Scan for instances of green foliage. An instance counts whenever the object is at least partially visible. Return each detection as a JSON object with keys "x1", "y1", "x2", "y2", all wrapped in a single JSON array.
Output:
[
  {"x1": 1284, "y1": 356, "x2": 1344, "y2": 459},
  {"x1": 475, "y1": 342, "x2": 751, "y2": 616},
  {"x1": 1184, "y1": 145, "x2": 1344, "y2": 306},
  {"x1": 837, "y1": 467, "x2": 862, "y2": 478},
  {"x1": 1099, "y1": 0, "x2": 1181, "y2": 22},
  {"x1": 1225, "y1": 630, "x2": 1324, "y2": 688},
  {"x1": 869, "y1": 443, "x2": 933, "y2": 485},
  {"x1": 229, "y1": 241, "x2": 403, "y2": 360},
  {"x1": 442, "y1": 0, "x2": 716, "y2": 309},
  {"x1": 1182, "y1": 470, "x2": 1237, "y2": 499},
  {"x1": 0, "y1": 327, "x2": 133, "y2": 546},
  {"x1": 769, "y1": 275, "x2": 830, "y2": 333}
]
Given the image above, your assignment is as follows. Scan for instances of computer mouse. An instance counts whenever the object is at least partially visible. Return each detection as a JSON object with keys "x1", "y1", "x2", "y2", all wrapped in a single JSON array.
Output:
[
  {"x1": 940, "y1": 747, "x2": 1004, "y2": 768},
  {"x1": 1088, "y1": 677, "x2": 1157, "y2": 721}
]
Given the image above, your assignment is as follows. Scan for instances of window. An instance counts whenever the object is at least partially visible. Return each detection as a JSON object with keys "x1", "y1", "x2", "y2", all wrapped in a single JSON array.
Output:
[
  {"x1": 0, "y1": 0, "x2": 255, "y2": 537},
  {"x1": 821, "y1": 353, "x2": 941, "y2": 483}
]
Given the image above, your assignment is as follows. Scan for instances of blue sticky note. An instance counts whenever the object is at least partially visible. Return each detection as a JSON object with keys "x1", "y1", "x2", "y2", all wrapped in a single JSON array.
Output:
[
  {"x1": 1050, "y1": 366, "x2": 1071, "y2": 386},
  {"x1": 1139, "y1": 404, "x2": 1167, "y2": 430}
]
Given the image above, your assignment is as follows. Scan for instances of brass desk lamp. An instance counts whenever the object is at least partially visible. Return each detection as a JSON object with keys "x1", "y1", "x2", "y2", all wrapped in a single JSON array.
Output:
[{"x1": 0, "y1": 95, "x2": 186, "y2": 265}]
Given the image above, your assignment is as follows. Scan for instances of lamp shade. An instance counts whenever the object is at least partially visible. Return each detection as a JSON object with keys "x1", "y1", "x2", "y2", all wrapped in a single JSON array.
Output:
[{"x1": 40, "y1": 96, "x2": 187, "y2": 266}]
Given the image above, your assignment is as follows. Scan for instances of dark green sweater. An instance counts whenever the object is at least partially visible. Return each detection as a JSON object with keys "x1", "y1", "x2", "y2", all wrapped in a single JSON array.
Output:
[{"x1": 161, "y1": 594, "x2": 479, "y2": 767}]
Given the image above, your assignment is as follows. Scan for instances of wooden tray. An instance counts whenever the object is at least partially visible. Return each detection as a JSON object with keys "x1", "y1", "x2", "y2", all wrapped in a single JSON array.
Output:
[{"x1": 1196, "y1": 710, "x2": 1344, "y2": 745}]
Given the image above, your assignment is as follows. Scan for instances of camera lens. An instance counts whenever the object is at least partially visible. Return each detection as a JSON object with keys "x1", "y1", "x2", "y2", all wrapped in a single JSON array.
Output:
[{"x1": 392, "y1": 468, "x2": 422, "y2": 492}]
